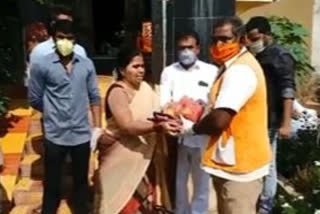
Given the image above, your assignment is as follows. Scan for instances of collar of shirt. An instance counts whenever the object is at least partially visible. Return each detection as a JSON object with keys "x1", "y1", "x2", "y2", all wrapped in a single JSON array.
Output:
[
  {"x1": 174, "y1": 60, "x2": 201, "y2": 72},
  {"x1": 256, "y1": 42, "x2": 276, "y2": 58},
  {"x1": 50, "y1": 52, "x2": 80, "y2": 64},
  {"x1": 47, "y1": 37, "x2": 55, "y2": 49},
  {"x1": 224, "y1": 47, "x2": 247, "y2": 68}
]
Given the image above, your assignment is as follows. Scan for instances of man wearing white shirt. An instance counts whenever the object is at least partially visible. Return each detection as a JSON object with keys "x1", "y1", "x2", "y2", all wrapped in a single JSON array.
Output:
[
  {"x1": 160, "y1": 31, "x2": 218, "y2": 214},
  {"x1": 29, "y1": 5, "x2": 87, "y2": 64},
  {"x1": 187, "y1": 17, "x2": 271, "y2": 214}
]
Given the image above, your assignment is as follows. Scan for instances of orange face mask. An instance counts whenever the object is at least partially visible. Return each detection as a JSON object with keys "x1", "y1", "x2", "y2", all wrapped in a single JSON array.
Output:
[{"x1": 210, "y1": 42, "x2": 240, "y2": 65}]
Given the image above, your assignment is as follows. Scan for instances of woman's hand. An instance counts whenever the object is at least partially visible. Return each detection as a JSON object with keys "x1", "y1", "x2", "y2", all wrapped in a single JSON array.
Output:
[
  {"x1": 97, "y1": 129, "x2": 120, "y2": 150},
  {"x1": 154, "y1": 119, "x2": 182, "y2": 136}
]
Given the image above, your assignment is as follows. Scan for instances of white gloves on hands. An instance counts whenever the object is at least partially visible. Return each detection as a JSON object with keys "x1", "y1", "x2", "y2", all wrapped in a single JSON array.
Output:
[
  {"x1": 90, "y1": 127, "x2": 103, "y2": 151},
  {"x1": 179, "y1": 116, "x2": 195, "y2": 136}
]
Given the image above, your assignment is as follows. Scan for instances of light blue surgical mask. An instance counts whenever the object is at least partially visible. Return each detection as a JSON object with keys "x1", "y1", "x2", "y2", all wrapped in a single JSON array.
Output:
[{"x1": 178, "y1": 49, "x2": 197, "y2": 67}]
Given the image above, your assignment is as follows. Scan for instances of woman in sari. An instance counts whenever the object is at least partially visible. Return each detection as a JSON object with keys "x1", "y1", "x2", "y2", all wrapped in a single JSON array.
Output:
[{"x1": 95, "y1": 46, "x2": 181, "y2": 214}]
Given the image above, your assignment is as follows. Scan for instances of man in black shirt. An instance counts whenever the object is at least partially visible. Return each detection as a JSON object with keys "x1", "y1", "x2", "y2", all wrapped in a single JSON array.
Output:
[{"x1": 246, "y1": 16, "x2": 296, "y2": 214}]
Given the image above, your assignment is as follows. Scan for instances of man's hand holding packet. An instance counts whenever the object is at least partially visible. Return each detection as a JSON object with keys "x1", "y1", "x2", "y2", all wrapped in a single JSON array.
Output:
[{"x1": 159, "y1": 96, "x2": 205, "y2": 136}]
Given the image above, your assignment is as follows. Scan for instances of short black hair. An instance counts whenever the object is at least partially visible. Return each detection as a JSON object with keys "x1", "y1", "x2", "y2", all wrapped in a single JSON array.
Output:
[
  {"x1": 50, "y1": 4, "x2": 73, "y2": 22},
  {"x1": 246, "y1": 16, "x2": 271, "y2": 35},
  {"x1": 212, "y1": 16, "x2": 245, "y2": 37},
  {"x1": 176, "y1": 31, "x2": 200, "y2": 46},
  {"x1": 52, "y1": 20, "x2": 75, "y2": 35},
  {"x1": 115, "y1": 45, "x2": 143, "y2": 80}
]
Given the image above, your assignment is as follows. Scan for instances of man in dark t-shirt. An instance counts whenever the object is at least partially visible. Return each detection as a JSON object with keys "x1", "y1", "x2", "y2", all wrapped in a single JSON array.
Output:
[{"x1": 246, "y1": 16, "x2": 296, "y2": 214}]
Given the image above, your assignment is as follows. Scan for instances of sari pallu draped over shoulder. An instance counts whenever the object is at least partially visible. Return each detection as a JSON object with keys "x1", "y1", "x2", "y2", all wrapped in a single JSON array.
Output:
[{"x1": 94, "y1": 81, "x2": 172, "y2": 214}]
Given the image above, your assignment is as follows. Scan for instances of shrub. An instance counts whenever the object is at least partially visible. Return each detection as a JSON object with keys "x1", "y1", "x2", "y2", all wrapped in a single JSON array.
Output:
[
  {"x1": 268, "y1": 16, "x2": 314, "y2": 92},
  {"x1": 0, "y1": 17, "x2": 14, "y2": 117},
  {"x1": 275, "y1": 126, "x2": 320, "y2": 213}
]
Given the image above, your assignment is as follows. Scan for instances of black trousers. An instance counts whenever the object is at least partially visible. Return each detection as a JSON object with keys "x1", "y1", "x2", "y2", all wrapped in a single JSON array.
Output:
[
  {"x1": 41, "y1": 140, "x2": 90, "y2": 214},
  {"x1": 166, "y1": 136, "x2": 178, "y2": 208}
]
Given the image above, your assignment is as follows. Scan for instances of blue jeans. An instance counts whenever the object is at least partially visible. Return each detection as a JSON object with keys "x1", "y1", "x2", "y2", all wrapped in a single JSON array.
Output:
[
  {"x1": 175, "y1": 144, "x2": 210, "y2": 214},
  {"x1": 258, "y1": 129, "x2": 278, "y2": 214}
]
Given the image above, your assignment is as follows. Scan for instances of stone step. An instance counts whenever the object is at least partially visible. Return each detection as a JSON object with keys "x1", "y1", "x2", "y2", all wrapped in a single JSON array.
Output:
[
  {"x1": 24, "y1": 134, "x2": 44, "y2": 155},
  {"x1": 9, "y1": 200, "x2": 72, "y2": 214},
  {"x1": 13, "y1": 177, "x2": 73, "y2": 206},
  {"x1": 19, "y1": 154, "x2": 47, "y2": 179},
  {"x1": 25, "y1": 112, "x2": 44, "y2": 156},
  {"x1": 27, "y1": 116, "x2": 43, "y2": 136},
  {"x1": 19, "y1": 154, "x2": 97, "y2": 180},
  {"x1": 9, "y1": 205, "x2": 40, "y2": 214}
]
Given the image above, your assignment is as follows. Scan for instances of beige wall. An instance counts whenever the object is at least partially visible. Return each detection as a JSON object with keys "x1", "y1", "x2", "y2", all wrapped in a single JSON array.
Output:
[
  {"x1": 236, "y1": 0, "x2": 314, "y2": 48},
  {"x1": 311, "y1": 0, "x2": 320, "y2": 71}
]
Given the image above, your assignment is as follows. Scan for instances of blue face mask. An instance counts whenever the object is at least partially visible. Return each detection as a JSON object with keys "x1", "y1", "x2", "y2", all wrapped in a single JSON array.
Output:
[{"x1": 178, "y1": 49, "x2": 197, "y2": 67}]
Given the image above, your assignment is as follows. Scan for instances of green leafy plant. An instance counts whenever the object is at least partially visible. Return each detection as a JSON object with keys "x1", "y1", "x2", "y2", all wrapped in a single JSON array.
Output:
[
  {"x1": 275, "y1": 129, "x2": 320, "y2": 213},
  {"x1": 268, "y1": 16, "x2": 313, "y2": 87},
  {"x1": 0, "y1": 1, "x2": 21, "y2": 117},
  {"x1": 274, "y1": 164, "x2": 320, "y2": 214},
  {"x1": 0, "y1": 19, "x2": 14, "y2": 117},
  {"x1": 0, "y1": 93, "x2": 9, "y2": 117},
  {"x1": 277, "y1": 130, "x2": 320, "y2": 178},
  {"x1": 274, "y1": 193, "x2": 314, "y2": 214}
]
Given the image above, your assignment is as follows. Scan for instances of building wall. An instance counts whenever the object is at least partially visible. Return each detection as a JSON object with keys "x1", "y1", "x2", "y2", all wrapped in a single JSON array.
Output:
[
  {"x1": 236, "y1": 0, "x2": 314, "y2": 50},
  {"x1": 311, "y1": 0, "x2": 320, "y2": 71}
]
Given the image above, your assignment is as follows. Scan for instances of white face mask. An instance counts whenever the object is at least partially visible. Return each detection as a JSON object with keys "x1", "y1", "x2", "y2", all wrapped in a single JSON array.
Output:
[
  {"x1": 248, "y1": 39, "x2": 265, "y2": 55},
  {"x1": 56, "y1": 39, "x2": 74, "y2": 57},
  {"x1": 178, "y1": 49, "x2": 197, "y2": 67}
]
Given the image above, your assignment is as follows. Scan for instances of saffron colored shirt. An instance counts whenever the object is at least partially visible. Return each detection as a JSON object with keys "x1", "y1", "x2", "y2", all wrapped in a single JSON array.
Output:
[{"x1": 202, "y1": 48, "x2": 270, "y2": 182}]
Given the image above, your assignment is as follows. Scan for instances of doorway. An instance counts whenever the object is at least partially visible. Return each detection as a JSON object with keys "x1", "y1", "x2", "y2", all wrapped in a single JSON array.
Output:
[
  {"x1": 92, "y1": 0, "x2": 151, "y2": 57},
  {"x1": 92, "y1": 0, "x2": 125, "y2": 56}
]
